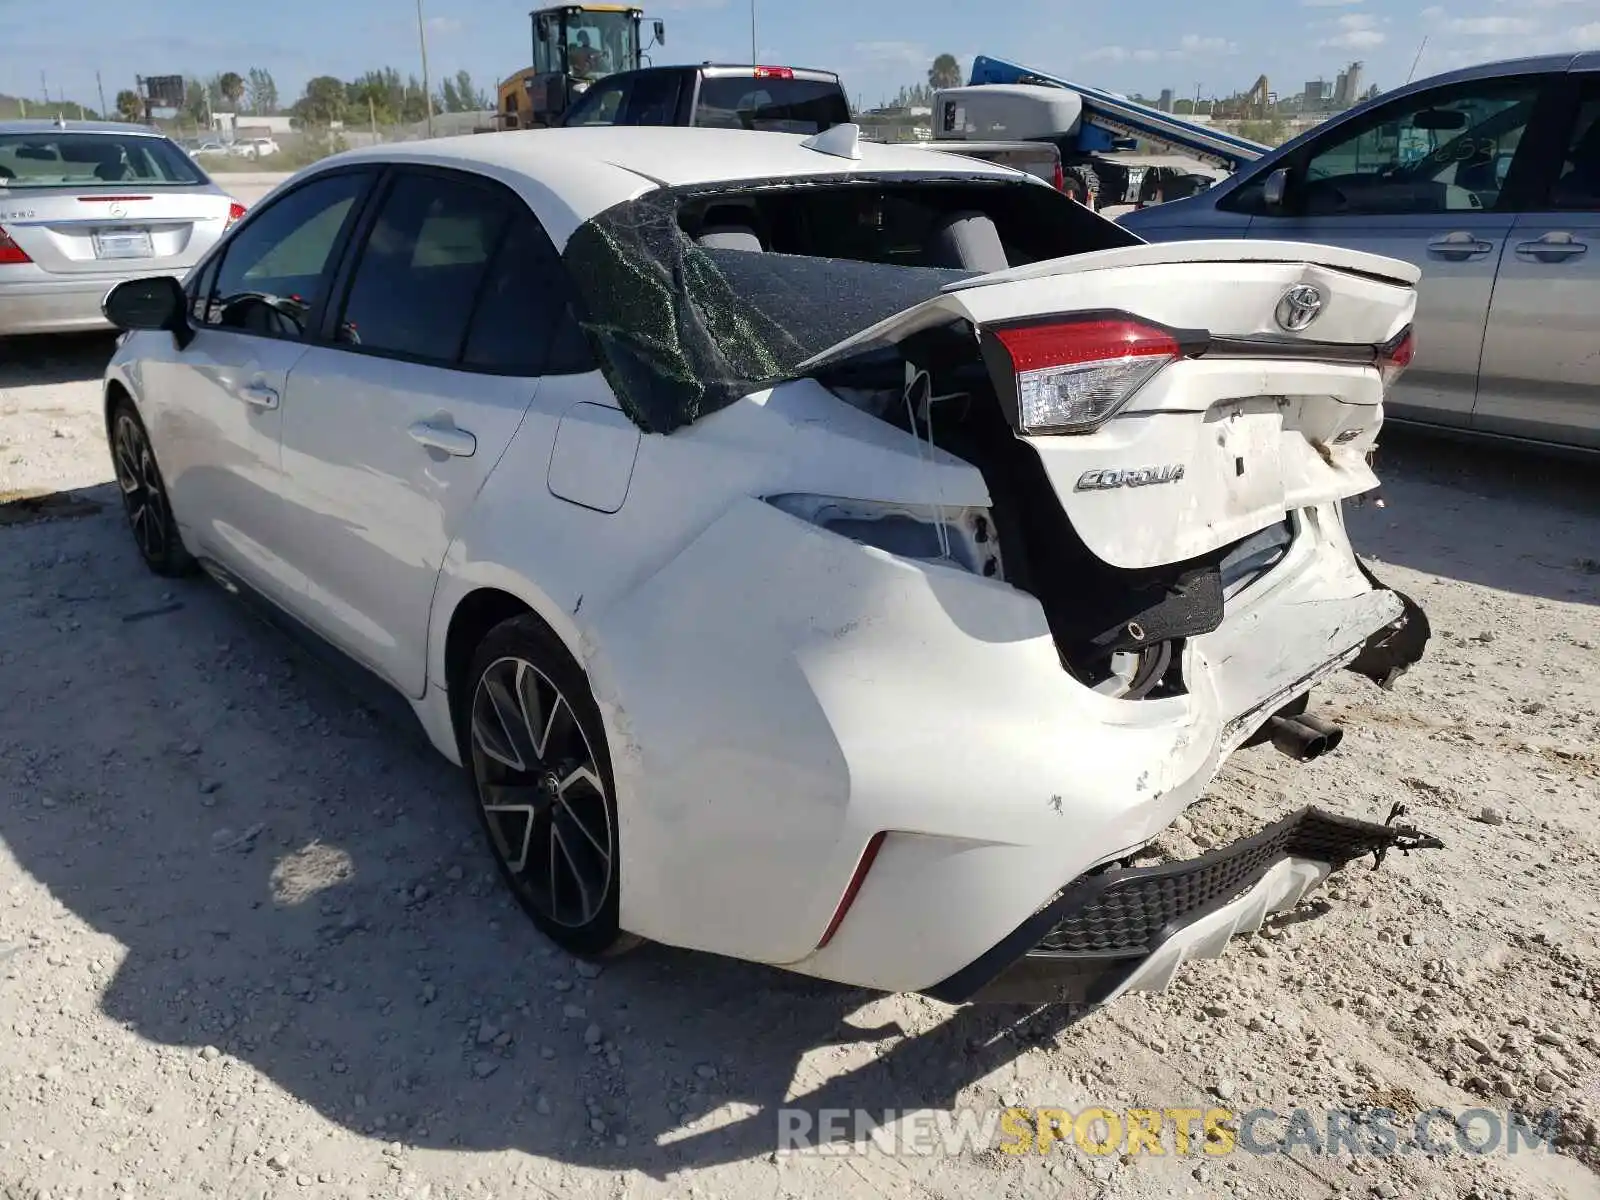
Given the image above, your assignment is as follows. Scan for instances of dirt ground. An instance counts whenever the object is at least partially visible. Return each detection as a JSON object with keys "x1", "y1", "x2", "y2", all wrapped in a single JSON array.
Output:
[{"x1": 2, "y1": 310, "x2": 1598, "y2": 1200}]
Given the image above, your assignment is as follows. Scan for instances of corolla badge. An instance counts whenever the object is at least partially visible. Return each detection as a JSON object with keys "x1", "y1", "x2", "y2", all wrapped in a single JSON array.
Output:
[
  {"x1": 1075, "y1": 464, "x2": 1186, "y2": 491},
  {"x1": 1275, "y1": 284, "x2": 1324, "y2": 332}
]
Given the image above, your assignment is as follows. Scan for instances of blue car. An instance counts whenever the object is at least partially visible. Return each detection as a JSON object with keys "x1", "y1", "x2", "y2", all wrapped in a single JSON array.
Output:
[{"x1": 1119, "y1": 53, "x2": 1600, "y2": 453}]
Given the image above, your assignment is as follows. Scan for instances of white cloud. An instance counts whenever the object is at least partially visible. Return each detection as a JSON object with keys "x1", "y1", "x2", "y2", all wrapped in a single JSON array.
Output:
[
  {"x1": 1303, "y1": 0, "x2": 1365, "y2": 5},
  {"x1": 1084, "y1": 45, "x2": 1131, "y2": 63},
  {"x1": 1336, "y1": 12, "x2": 1380, "y2": 28},
  {"x1": 423, "y1": 16, "x2": 461, "y2": 34},
  {"x1": 1574, "y1": 19, "x2": 1600, "y2": 43},
  {"x1": 1444, "y1": 14, "x2": 1540, "y2": 33},
  {"x1": 851, "y1": 40, "x2": 928, "y2": 66},
  {"x1": 1421, "y1": 4, "x2": 1446, "y2": 14},
  {"x1": 1322, "y1": 27, "x2": 1388, "y2": 47},
  {"x1": 1179, "y1": 33, "x2": 1240, "y2": 54}
]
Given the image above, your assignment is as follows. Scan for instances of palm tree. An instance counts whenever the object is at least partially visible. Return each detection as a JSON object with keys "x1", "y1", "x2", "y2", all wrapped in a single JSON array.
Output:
[
  {"x1": 115, "y1": 89, "x2": 143, "y2": 122},
  {"x1": 928, "y1": 54, "x2": 963, "y2": 91},
  {"x1": 219, "y1": 72, "x2": 245, "y2": 111}
]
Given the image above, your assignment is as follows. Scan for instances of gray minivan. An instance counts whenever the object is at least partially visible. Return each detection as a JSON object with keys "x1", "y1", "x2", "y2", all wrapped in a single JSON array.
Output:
[{"x1": 1119, "y1": 53, "x2": 1600, "y2": 452}]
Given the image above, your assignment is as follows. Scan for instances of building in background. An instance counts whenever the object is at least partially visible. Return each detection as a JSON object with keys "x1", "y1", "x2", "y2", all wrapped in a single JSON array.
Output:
[{"x1": 1158, "y1": 88, "x2": 1174, "y2": 112}]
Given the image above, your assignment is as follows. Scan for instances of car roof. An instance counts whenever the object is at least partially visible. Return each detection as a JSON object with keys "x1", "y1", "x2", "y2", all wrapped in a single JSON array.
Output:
[
  {"x1": 0, "y1": 119, "x2": 164, "y2": 137},
  {"x1": 302, "y1": 125, "x2": 1028, "y2": 245}
]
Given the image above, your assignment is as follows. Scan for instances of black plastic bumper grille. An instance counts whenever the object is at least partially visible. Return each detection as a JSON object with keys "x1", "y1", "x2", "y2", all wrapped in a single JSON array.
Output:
[{"x1": 1034, "y1": 807, "x2": 1416, "y2": 958}]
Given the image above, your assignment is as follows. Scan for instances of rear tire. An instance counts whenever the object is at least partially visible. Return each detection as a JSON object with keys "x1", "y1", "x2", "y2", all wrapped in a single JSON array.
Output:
[
  {"x1": 462, "y1": 614, "x2": 632, "y2": 959},
  {"x1": 108, "y1": 398, "x2": 196, "y2": 578}
]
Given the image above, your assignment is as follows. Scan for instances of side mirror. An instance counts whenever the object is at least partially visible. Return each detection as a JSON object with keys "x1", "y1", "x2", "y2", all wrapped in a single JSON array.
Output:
[
  {"x1": 654, "y1": 19, "x2": 665, "y2": 44},
  {"x1": 1263, "y1": 167, "x2": 1290, "y2": 209},
  {"x1": 102, "y1": 276, "x2": 192, "y2": 347}
]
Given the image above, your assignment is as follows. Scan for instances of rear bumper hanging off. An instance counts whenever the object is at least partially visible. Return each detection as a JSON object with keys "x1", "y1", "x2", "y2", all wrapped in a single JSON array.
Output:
[{"x1": 925, "y1": 805, "x2": 1444, "y2": 1007}]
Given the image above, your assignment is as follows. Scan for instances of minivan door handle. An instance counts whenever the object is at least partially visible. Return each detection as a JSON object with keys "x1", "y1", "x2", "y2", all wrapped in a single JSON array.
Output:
[
  {"x1": 1514, "y1": 232, "x2": 1588, "y2": 262},
  {"x1": 408, "y1": 418, "x2": 477, "y2": 458},
  {"x1": 1426, "y1": 231, "x2": 1494, "y2": 261},
  {"x1": 239, "y1": 382, "x2": 279, "y2": 409}
]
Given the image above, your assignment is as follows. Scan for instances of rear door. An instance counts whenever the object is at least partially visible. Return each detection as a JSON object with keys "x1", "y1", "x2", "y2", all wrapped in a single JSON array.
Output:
[
  {"x1": 1237, "y1": 72, "x2": 1553, "y2": 429},
  {"x1": 1473, "y1": 71, "x2": 1600, "y2": 449},
  {"x1": 0, "y1": 130, "x2": 230, "y2": 274},
  {"x1": 273, "y1": 167, "x2": 577, "y2": 696}
]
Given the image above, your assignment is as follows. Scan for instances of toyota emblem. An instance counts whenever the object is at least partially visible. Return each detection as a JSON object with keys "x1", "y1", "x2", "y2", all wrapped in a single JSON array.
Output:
[
  {"x1": 107, "y1": 202, "x2": 126, "y2": 219},
  {"x1": 1275, "y1": 284, "x2": 1324, "y2": 332}
]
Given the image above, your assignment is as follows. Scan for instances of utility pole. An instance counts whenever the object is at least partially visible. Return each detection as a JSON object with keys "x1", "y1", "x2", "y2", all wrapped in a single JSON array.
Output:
[
  {"x1": 416, "y1": 0, "x2": 435, "y2": 138},
  {"x1": 97, "y1": 70, "x2": 108, "y2": 120},
  {"x1": 369, "y1": 93, "x2": 378, "y2": 142},
  {"x1": 41, "y1": 70, "x2": 49, "y2": 105},
  {"x1": 750, "y1": 0, "x2": 757, "y2": 65}
]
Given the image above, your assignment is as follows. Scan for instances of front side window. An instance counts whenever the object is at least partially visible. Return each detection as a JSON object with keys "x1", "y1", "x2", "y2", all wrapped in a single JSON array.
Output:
[
  {"x1": 334, "y1": 172, "x2": 512, "y2": 363},
  {"x1": 0, "y1": 133, "x2": 204, "y2": 188},
  {"x1": 1287, "y1": 78, "x2": 1543, "y2": 216},
  {"x1": 205, "y1": 170, "x2": 370, "y2": 339}
]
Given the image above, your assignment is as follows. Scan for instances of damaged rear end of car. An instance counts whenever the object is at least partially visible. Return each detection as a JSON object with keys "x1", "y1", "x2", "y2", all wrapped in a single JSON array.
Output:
[{"x1": 565, "y1": 165, "x2": 1442, "y2": 1006}]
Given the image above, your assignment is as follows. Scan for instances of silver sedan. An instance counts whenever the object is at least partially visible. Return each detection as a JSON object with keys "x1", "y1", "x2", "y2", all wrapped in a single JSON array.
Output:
[{"x1": 0, "y1": 119, "x2": 244, "y2": 337}]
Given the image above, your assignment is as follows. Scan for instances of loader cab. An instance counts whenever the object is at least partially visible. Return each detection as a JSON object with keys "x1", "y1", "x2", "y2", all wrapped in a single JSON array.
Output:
[{"x1": 515, "y1": 4, "x2": 663, "y2": 126}]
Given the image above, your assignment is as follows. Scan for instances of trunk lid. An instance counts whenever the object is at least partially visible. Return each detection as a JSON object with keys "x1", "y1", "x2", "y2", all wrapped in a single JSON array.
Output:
[
  {"x1": 0, "y1": 187, "x2": 231, "y2": 275},
  {"x1": 802, "y1": 240, "x2": 1419, "y2": 571}
]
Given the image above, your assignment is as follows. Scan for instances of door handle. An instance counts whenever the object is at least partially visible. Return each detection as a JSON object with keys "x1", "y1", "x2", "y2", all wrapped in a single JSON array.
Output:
[
  {"x1": 1426, "y1": 232, "x2": 1494, "y2": 261},
  {"x1": 1514, "y1": 233, "x2": 1587, "y2": 261},
  {"x1": 408, "y1": 419, "x2": 476, "y2": 457},
  {"x1": 240, "y1": 382, "x2": 279, "y2": 409}
]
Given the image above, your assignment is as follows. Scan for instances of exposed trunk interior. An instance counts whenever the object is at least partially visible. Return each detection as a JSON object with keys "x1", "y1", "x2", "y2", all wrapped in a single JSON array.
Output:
[{"x1": 813, "y1": 324, "x2": 1292, "y2": 699}]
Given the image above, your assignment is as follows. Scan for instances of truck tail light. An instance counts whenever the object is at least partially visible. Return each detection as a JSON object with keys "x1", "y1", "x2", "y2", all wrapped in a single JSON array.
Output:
[
  {"x1": 0, "y1": 225, "x2": 31, "y2": 265},
  {"x1": 225, "y1": 201, "x2": 246, "y2": 231},
  {"x1": 1377, "y1": 326, "x2": 1414, "y2": 390},
  {"x1": 754, "y1": 66, "x2": 795, "y2": 79},
  {"x1": 988, "y1": 317, "x2": 1181, "y2": 434}
]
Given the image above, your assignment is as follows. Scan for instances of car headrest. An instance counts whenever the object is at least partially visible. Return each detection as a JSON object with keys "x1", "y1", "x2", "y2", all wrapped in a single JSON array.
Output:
[
  {"x1": 696, "y1": 226, "x2": 765, "y2": 252},
  {"x1": 926, "y1": 210, "x2": 1009, "y2": 273}
]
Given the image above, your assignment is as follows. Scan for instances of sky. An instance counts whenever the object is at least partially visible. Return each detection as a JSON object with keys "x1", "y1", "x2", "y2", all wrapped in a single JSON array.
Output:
[{"x1": 3, "y1": 0, "x2": 1600, "y2": 113}]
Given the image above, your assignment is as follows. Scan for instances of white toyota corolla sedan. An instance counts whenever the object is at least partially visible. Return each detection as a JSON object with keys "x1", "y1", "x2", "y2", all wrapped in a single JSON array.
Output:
[{"x1": 99, "y1": 124, "x2": 1443, "y2": 1009}]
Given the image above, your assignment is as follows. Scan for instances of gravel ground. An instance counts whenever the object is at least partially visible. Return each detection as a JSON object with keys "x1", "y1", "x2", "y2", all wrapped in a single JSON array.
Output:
[{"x1": 1, "y1": 317, "x2": 1598, "y2": 1200}]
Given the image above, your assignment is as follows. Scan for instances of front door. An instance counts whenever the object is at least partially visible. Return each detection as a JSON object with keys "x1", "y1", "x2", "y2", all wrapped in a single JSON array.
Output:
[
  {"x1": 275, "y1": 169, "x2": 578, "y2": 696},
  {"x1": 1241, "y1": 73, "x2": 1550, "y2": 428},
  {"x1": 142, "y1": 168, "x2": 374, "y2": 605},
  {"x1": 1474, "y1": 74, "x2": 1600, "y2": 449}
]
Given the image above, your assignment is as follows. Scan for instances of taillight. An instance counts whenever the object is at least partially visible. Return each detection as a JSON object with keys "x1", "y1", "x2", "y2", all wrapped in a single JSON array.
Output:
[
  {"x1": 0, "y1": 224, "x2": 31, "y2": 265},
  {"x1": 225, "y1": 201, "x2": 246, "y2": 231},
  {"x1": 988, "y1": 317, "x2": 1181, "y2": 434},
  {"x1": 1378, "y1": 326, "x2": 1414, "y2": 389},
  {"x1": 754, "y1": 66, "x2": 795, "y2": 79}
]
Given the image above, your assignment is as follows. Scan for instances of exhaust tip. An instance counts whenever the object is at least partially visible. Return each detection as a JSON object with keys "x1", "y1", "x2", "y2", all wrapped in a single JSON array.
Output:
[{"x1": 1267, "y1": 713, "x2": 1344, "y2": 762}]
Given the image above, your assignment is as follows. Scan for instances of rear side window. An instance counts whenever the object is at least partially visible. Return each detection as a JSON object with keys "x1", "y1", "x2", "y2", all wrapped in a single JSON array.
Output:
[
  {"x1": 462, "y1": 215, "x2": 592, "y2": 374},
  {"x1": 334, "y1": 172, "x2": 512, "y2": 363},
  {"x1": 694, "y1": 77, "x2": 848, "y2": 134},
  {"x1": 206, "y1": 171, "x2": 369, "y2": 340},
  {"x1": 1549, "y1": 89, "x2": 1600, "y2": 210},
  {"x1": 0, "y1": 132, "x2": 204, "y2": 188}
]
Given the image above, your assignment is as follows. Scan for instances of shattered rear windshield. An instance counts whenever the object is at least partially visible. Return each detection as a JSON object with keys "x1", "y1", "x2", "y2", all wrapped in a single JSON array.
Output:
[{"x1": 560, "y1": 173, "x2": 1137, "y2": 434}]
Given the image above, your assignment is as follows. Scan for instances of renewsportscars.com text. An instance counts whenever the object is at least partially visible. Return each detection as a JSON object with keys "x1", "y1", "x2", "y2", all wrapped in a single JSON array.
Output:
[{"x1": 775, "y1": 1105, "x2": 1564, "y2": 1158}]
